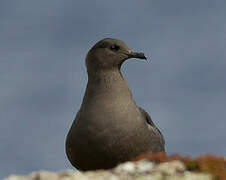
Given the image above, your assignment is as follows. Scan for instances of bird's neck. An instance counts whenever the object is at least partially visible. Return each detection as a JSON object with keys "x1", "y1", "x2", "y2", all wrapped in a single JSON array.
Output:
[{"x1": 83, "y1": 69, "x2": 133, "y2": 101}]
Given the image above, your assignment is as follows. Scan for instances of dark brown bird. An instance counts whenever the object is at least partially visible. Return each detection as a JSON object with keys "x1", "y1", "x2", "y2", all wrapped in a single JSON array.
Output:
[{"x1": 66, "y1": 38, "x2": 165, "y2": 170}]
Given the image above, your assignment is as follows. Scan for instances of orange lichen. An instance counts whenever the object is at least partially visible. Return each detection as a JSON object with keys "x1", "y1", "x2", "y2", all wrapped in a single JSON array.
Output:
[{"x1": 132, "y1": 153, "x2": 226, "y2": 180}]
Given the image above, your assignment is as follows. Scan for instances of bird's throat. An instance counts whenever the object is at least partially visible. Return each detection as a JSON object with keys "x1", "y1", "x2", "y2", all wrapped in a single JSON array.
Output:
[{"x1": 83, "y1": 69, "x2": 133, "y2": 102}]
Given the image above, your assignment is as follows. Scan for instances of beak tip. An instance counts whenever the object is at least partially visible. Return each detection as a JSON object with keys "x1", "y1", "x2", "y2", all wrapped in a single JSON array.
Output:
[{"x1": 138, "y1": 52, "x2": 147, "y2": 60}]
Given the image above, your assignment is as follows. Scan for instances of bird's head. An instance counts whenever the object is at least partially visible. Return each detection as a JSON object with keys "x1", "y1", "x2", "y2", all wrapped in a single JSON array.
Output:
[{"x1": 85, "y1": 38, "x2": 146, "y2": 74}]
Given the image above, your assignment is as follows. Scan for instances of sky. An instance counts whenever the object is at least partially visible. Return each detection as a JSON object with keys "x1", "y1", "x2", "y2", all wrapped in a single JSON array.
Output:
[{"x1": 1, "y1": 0, "x2": 226, "y2": 178}]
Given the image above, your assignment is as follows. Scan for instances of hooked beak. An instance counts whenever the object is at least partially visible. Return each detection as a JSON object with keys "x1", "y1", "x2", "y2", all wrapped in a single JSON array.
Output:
[{"x1": 125, "y1": 51, "x2": 147, "y2": 60}]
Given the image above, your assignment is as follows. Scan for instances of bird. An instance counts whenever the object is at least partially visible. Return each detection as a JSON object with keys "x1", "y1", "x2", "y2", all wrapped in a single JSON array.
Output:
[{"x1": 65, "y1": 38, "x2": 165, "y2": 171}]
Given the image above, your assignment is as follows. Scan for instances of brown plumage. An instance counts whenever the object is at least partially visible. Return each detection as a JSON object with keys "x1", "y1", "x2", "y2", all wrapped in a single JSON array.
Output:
[{"x1": 66, "y1": 38, "x2": 165, "y2": 170}]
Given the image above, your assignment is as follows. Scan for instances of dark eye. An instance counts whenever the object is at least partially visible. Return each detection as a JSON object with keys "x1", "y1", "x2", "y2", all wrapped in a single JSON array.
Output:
[{"x1": 110, "y1": 44, "x2": 120, "y2": 51}]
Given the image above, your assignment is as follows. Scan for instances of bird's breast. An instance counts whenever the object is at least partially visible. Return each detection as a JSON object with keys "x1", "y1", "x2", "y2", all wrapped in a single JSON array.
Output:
[{"x1": 78, "y1": 94, "x2": 144, "y2": 135}]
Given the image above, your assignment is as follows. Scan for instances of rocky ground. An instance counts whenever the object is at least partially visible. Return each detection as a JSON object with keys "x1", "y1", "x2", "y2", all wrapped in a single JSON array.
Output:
[{"x1": 3, "y1": 153, "x2": 226, "y2": 180}]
